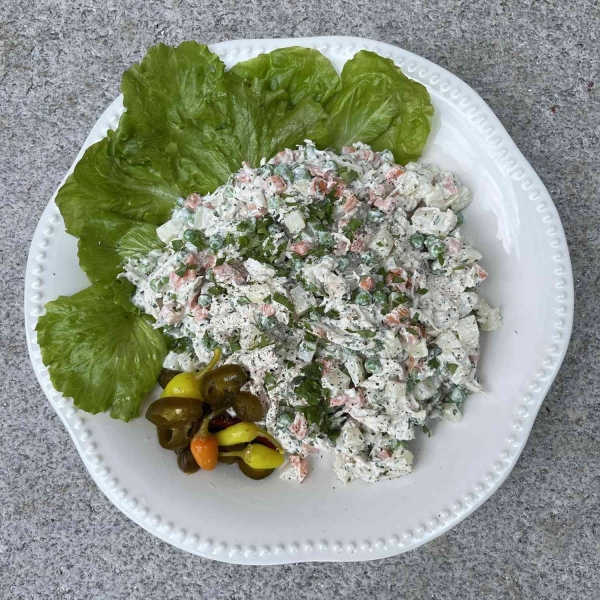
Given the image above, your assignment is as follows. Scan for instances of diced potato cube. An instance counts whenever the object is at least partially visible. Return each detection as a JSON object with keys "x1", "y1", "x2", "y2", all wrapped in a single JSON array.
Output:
[
  {"x1": 406, "y1": 337, "x2": 428, "y2": 358},
  {"x1": 422, "y1": 184, "x2": 446, "y2": 209},
  {"x1": 411, "y1": 207, "x2": 457, "y2": 236},
  {"x1": 413, "y1": 377, "x2": 438, "y2": 401},
  {"x1": 384, "y1": 380, "x2": 407, "y2": 399},
  {"x1": 450, "y1": 364, "x2": 469, "y2": 385},
  {"x1": 290, "y1": 286, "x2": 316, "y2": 315},
  {"x1": 369, "y1": 224, "x2": 395, "y2": 258},
  {"x1": 381, "y1": 336, "x2": 403, "y2": 358},
  {"x1": 322, "y1": 367, "x2": 351, "y2": 397},
  {"x1": 442, "y1": 402, "x2": 463, "y2": 422},
  {"x1": 240, "y1": 325, "x2": 262, "y2": 350},
  {"x1": 156, "y1": 218, "x2": 184, "y2": 243},
  {"x1": 245, "y1": 283, "x2": 272, "y2": 303},
  {"x1": 449, "y1": 185, "x2": 472, "y2": 211},
  {"x1": 193, "y1": 206, "x2": 217, "y2": 231},
  {"x1": 345, "y1": 355, "x2": 365, "y2": 385},
  {"x1": 284, "y1": 209, "x2": 306, "y2": 235},
  {"x1": 455, "y1": 315, "x2": 480, "y2": 347},
  {"x1": 434, "y1": 331, "x2": 461, "y2": 350},
  {"x1": 475, "y1": 297, "x2": 503, "y2": 332},
  {"x1": 297, "y1": 341, "x2": 317, "y2": 363}
]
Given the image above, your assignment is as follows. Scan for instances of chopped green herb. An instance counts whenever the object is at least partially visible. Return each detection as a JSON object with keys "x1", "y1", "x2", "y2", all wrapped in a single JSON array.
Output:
[
  {"x1": 257, "y1": 334, "x2": 272, "y2": 349},
  {"x1": 228, "y1": 337, "x2": 242, "y2": 353},
  {"x1": 338, "y1": 166, "x2": 359, "y2": 183},
  {"x1": 264, "y1": 372, "x2": 277, "y2": 390},
  {"x1": 175, "y1": 264, "x2": 188, "y2": 277},
  {"x1": 349, "y1": 328, "x2": 377, "y2": 338}
]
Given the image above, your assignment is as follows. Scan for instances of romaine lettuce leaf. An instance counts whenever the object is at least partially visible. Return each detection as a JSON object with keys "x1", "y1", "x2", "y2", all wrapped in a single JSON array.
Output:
[
  {"x1": 36, "y1": 282, "x2": 167, "y2": 421},
  {"x1": 78, "y1": 212, "x2": 164, "y2": 284},
  {"x1": 230, "y1": 46, "x2": 341, "y2": 105},
  {"x1": 325, "y1": 50, "x2": 433, "y2": 164}
]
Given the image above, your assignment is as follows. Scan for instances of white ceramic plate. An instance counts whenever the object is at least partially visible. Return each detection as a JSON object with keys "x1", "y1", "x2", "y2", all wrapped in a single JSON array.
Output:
[{"x1": 25, "y1": 36, "x2": 573, "y2": 564}]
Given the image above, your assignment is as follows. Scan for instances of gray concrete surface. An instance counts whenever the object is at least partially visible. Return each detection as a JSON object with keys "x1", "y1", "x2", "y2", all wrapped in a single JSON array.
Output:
[{"x1": 1, "y1": 1, "x2": 599, "y2": 598}]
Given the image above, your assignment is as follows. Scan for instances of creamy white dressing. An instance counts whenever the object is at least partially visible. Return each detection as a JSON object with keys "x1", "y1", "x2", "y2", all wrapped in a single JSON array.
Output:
[{"x1": 124, "y1": 141, "x2": 501, "y2": 484}]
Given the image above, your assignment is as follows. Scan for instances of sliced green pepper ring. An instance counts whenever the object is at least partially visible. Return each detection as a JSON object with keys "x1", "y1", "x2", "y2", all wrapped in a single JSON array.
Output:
[
  {"x1": 200, "y1": 364, "x2": 248, "y2": 406},
  {"x1": 156, "y1": 419, "x2": 200, "y2": 450},
  {"x1": 146, "y1": 396, "x2": 203, "y2": 429},
  {"x1": 232, "y1": 391, "x2": 264, "y2": 422}
]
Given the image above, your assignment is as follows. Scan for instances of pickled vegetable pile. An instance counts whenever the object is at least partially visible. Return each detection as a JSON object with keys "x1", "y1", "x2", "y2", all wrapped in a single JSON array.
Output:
[
  {"x1": 124, "y1": 142, "x2": 501, "y2": 484},
  {"x1": 146, "y1": 349, "x2": 284, "y2": 479}
]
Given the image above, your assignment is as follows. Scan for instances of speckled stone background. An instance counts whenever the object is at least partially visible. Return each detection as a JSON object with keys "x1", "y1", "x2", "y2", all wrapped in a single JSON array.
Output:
[{"x1": 1, "y1": 1, "x2": 599, "y2": 598}]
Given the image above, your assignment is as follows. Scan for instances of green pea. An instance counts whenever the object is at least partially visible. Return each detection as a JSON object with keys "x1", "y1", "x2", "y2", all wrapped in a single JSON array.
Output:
[
  {"x1": 324, "y1": 160, "x2": 338, "y2": 172},
  {"x1": 278, "y1": 411, "x2": 293, "y2": 427},
  {"x1": 354, "y1": 290, "x2": 372, "y2": 306},
  {"x1": 274, "y1": 164, "x2": 292, "y2": 180},
  {"x1": 262, "y1": 316, "x2": 276, "y2": 330},
  {"x1": 455, "y1": 211, "x2": 464, "y2": 227},
  {"x1": 261, "y1": 164, "x2": 275, "y2": 177},
  {"x1": 293, "y1": 258, "x2": 305, "y2": 271},
  {"x1": 368, "y1": 210, "x2": 384, "y2": 223},
  {"x1": 410, "y1": 233, "x2": 425, "y2": 249},
  {"x1": 267, "y1": 196, "x2": 281, "y2": 212},
  {"x1": 362, "y1": 251, "x2": 375, "y2": 264},
  {"x1": 365, "y1": 358, "x2": 382, "y2": 374},
  {"x1": 336, "y1": 257, "x2": 349, "y2": 271},
  {"x1": 209, "y1": 234, "x2": 224, "y2": 250},
  {"x1": 292, "y1": 167, "x2": 311, "y2": 181},
  {"x1": 425, "y1": 236, "x2": 445, "y2": 258},
  {"x1": 448, "y1": 386, "x2": 468, "y2": 404},
  {"x1": 318, "y1": 232, "x2": 335, "y2": 247},
  {"x1": 198, "y1": 295, "x2": 211, "y2": 307}
]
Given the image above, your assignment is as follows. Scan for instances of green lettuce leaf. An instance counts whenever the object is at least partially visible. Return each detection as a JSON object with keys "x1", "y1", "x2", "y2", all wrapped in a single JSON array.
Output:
[
  {"x1": 56, "y1": 135, "x2": 180, "y2": 238},
  {"x1": 325, "y1": 50, "x2": 433, "y2": 164},
  {"x1": 214, "y1": 73, "x2": 331, "y2": 167},
  {"x1": 78, "y1": 212, "x2": 164, "y2": 284},
  {"x1": 230, "y1": 46, "x2": 341, "y2": 105},
  {"x1": 120, "y1": 41, "x2": 228, "y2": 128},
  {"x1": 36, "y1": 282, "x2": 167, "y2": 421},
  {"x1": 114, "y1": 43, "x2": 331, "y2": 193}
]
